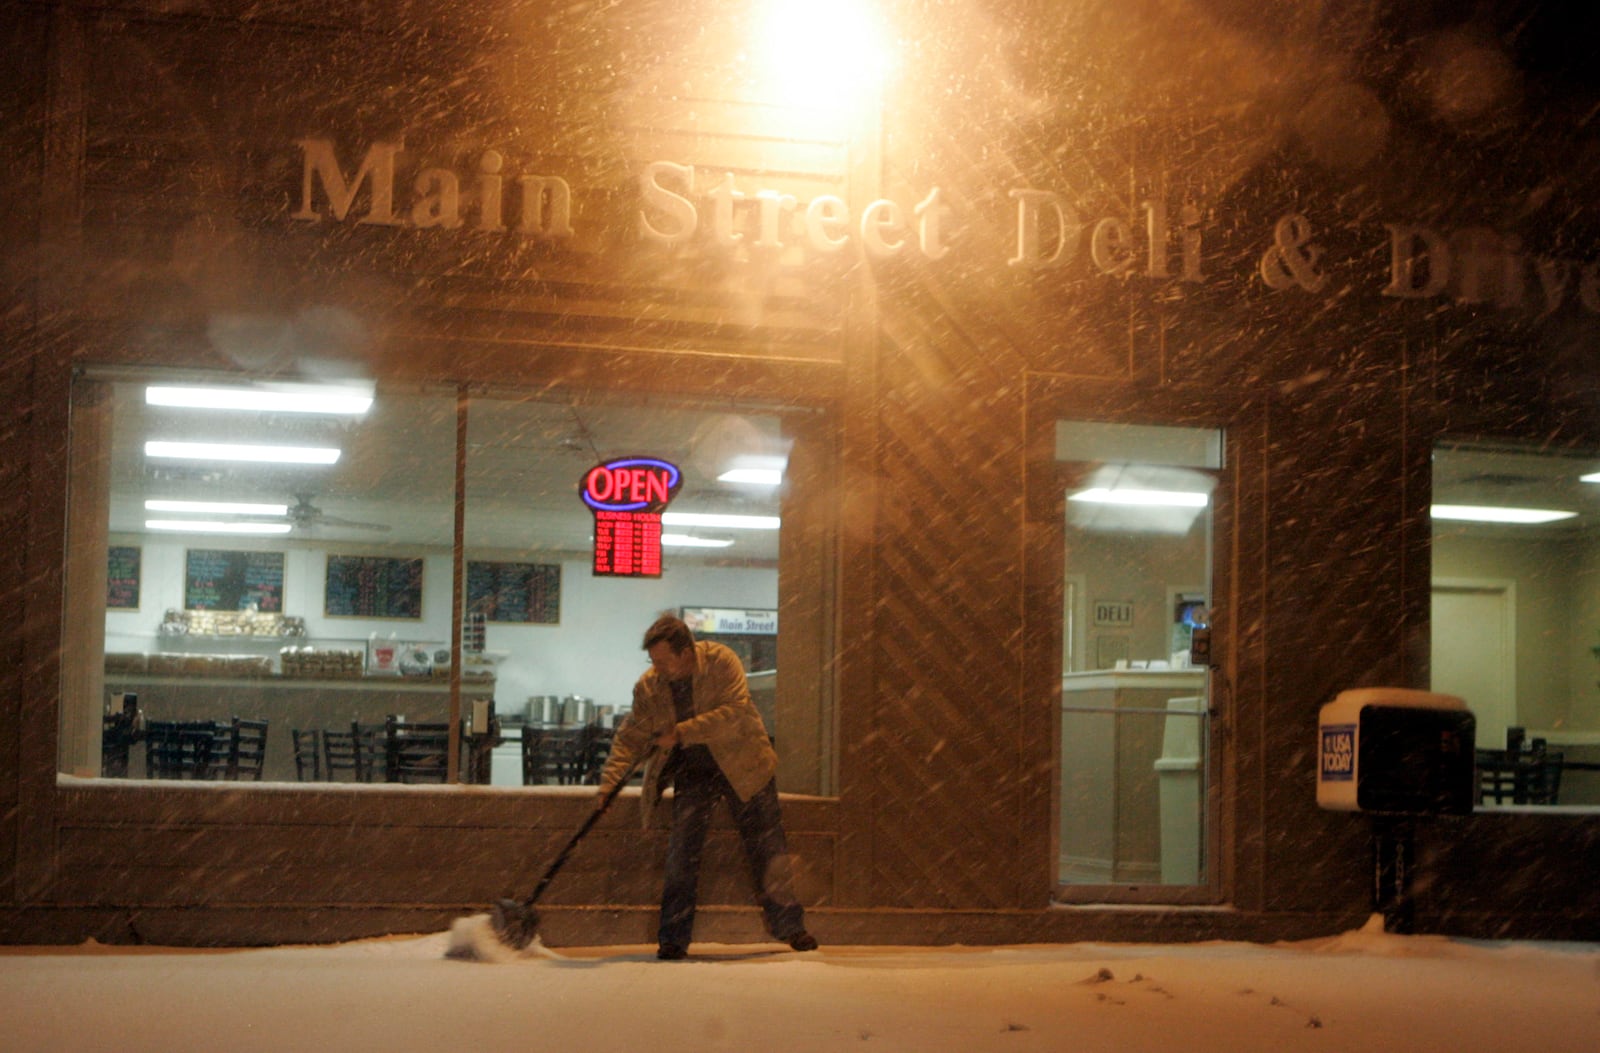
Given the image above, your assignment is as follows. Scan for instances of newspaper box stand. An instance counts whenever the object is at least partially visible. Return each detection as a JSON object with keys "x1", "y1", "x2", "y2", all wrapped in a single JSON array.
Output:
[{"x1": 1317, "y1": 688, "x2": 1476, "y2": 932}]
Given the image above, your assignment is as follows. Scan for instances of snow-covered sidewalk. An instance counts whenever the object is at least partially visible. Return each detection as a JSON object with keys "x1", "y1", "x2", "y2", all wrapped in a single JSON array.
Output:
[{"x1": 3, "y1": 916, "x2": 1597, "y2": 1052}]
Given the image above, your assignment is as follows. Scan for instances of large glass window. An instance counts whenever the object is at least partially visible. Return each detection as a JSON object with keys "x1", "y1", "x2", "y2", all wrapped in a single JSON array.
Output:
[
  {"x1": 63, "y1": 370, "x2": 836, "y2": 793},
  {"x1": 1054, "y1": 421, "x2": 1222, "y2": 898},
  {"x1": 1431, "y1": 441, "x2": 1600, "y2": 807}
]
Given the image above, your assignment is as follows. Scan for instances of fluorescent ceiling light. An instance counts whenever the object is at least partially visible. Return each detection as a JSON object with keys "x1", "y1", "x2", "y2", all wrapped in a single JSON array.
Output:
[
  {"x1": 661, "y1": 534, "x2": 735, "y2": 548},
  {"x1": 717, "y1": 467, "x2": 784, "y2": 486},
  {"x1": 145, "y1": 440, "x2": 341, "y2": 465},
  {"x1": 1431, "y1": 504, "x2": 1577, "y2": 524},
  {"x1": 1581, "y1": 472, "x2": 1600, "y2": 484},
  {"x1": 661, "y1": 512, "x2": 781, "y2": 530},
  {"x1": 146, "y1": 384, "x2": 373, "y2": 415},
  {"x1": 1069, "y1": 488, "x2": 1209, "y2": 508},
  {"x1": 145, "y1": 499, "x2": 290, "y2": 516},
  {"x1": 145, "y1": 519, "x2": 293, "y2": 535}
]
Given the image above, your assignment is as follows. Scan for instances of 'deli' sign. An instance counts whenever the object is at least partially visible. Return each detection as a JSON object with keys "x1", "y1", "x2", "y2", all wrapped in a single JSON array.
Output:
[{"x1": 580, "y1": 457, "x2": 682, "y2": 578}]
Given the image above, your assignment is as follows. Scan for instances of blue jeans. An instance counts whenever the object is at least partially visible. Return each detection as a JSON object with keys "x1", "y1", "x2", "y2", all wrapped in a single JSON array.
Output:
[{"x1": 658, "y1": 770, "x2": 805, "y2": 948}]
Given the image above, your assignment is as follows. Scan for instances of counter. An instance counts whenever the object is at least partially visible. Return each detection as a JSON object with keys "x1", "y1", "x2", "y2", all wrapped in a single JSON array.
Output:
[{"x1": 1060, "y1": 669, "x2": 1207, "y2": 885}]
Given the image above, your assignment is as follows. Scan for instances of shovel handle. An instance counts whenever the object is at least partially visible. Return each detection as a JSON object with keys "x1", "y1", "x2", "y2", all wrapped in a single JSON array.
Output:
[{"x1": 522, "y1": 746, "x2": 651, "y2": 909}]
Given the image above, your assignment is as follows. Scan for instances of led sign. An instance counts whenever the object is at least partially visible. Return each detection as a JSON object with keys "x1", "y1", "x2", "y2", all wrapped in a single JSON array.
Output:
[{"x1": 581, "y1": 457, "x2": 682, "y2": 578}]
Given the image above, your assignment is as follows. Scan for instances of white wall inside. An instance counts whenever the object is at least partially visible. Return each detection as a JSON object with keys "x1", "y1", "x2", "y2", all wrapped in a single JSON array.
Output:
[
  {"x1": 1432, "y1": 531, "x2": 1599, "y2": 731},
  {"x1": 105, "y1": 536, "x2": 777, "y2": 719}
]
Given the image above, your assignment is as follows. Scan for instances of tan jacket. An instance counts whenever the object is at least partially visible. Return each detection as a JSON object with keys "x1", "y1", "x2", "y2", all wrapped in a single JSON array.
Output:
[{"x1": 599, "y1": 640, "x2": 778, "y2": 826}]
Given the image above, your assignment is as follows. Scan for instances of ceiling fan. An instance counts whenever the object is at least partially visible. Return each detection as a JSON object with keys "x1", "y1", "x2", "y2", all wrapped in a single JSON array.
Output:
[{"x1": 287, "y1": 493, "x2": 392, "y2": 533}]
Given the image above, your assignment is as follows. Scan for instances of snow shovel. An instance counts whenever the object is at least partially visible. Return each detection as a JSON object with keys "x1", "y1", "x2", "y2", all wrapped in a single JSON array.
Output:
[{"x1": 486, "y1": 746, "x2": 654, "y2": 952}]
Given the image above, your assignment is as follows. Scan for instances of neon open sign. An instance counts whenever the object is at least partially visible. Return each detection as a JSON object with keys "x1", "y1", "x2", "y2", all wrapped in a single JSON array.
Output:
[
  {"x1": 581, "y1": 457, "x2": 682, "y2": 578},
  {"x1": 581, "y1": 457, "x2": 682, "y2": 513}
]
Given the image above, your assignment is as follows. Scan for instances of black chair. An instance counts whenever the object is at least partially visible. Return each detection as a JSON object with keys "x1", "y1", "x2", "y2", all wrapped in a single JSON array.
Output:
[
  {"x1": 354, "y1": 722, "x2": 386, "y2": 783},
  {"x1": 384, "y1": 716, "x2": 452, "y2": 783},
  {"x1": 521, "y1": 726, "x2": 582, "y2": 785},
  {"x1": 291, "y1": 728, "x2": 322, "y2": 781},
  {"x1": 102, "y1": 712, "x2": 139, "y2": 778},
  {"x1": 145, "y1": 720, "x2": 224, "y2": 780},
  {"x1": 1477, "y1": 746, "x2": 1564, "y2": 805},
  {"x1": 575, "y1": 725, "x2": 614, "y2": 785},
  {"x1": 462, "y1": 717, "x2": 499, "y2": 785},
  {"x1": 229, "y1": 717, "x2": 269, "y2": 781},
  {"x1": 322, "y1": 725, "x2": 362, "y2": 781}
]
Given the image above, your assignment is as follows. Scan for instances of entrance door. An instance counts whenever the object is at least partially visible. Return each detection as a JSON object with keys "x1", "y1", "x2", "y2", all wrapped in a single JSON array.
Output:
[
  {"x1": 1431, "y1": 579, "x2": 1517, "y2": 749},
  {"x1": 1053, "y1": 421, "x2": 1222, "y2": 899}
]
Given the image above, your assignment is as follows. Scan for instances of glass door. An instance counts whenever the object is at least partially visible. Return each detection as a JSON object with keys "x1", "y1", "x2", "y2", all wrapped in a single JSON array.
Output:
[{"x1": 1053, "y1": 421, "x2": 1221, "y2": 897}]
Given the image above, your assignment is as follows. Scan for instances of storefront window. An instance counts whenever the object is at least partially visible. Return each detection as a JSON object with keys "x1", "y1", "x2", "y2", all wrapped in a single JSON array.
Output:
[
  {"x1": 1431, "y1": 441, "x2": 1600, "y2": 807},
  {"x1": 62, "y1": 370, "x2": 836, "y2": 794}
]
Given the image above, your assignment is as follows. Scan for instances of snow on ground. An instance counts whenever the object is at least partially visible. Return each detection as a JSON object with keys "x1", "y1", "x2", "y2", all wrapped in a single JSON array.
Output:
[{"x1": 3, "y1": 915, "x2": 1598, "y2": 1052}]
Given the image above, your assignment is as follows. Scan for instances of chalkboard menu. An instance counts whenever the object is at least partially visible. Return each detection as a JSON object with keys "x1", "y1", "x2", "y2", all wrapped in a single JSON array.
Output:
[
  {"x1": 185, "y1": 549, "x2": 284, "y2": 611},
  {"x1": 467, "y1": 561, "x2": 561, "y2": 624},
  {"x1": 107, "y1": 545, "x2": 141, "y2": 610},
  {"x1": 324, "y1": 554, "x2": 423, "y2": 619}
]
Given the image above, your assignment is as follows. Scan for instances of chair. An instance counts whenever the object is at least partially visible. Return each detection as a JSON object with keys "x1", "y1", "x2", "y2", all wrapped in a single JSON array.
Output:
[
  {"x1": 521, "y1": 726, "x2": 582, "y2": 785},
  {"x1": 145, "y1": 720, "x2": 224, "y2": 780},
  {"x1": 291, "y1": 728, "x2": 322, "y2": 781},
  {"x1": 1476, "y1": 747, "x2": 1564, "y2": 805},
  {"x1": 102, "y1": 712, "x2": 138, "y2": 778},
  {"x1": 384, "y1": 716, "x2": 452, "y2": 783},
  {"x1": 322, "y1": 725, "x2": 363, "y2": 781},
  {"x1": 354, "y1": 723, "x2": 386, "y2": 783},
  {"x1": 229, "y1": 718, "x2": 269, "y2": 781},
  {"x1": 575, "y1": 725, "x2": 614, "y2": 785},
  {"x1": 462, "y1": 718, "x2": 499, "y2": 785}
]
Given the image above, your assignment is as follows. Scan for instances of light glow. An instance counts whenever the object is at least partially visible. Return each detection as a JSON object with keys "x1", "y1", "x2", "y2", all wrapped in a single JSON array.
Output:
[
  {"x1": 1069, "y1": 488, "x2": 1210, "y2": 508},
  {"x1": 146, "y1": 383, "x2": 373, "y2": 415},
  {"x1": 145, "y1": 440, "x2": 341, "y2": 465},
  {"x1": 662, "y1": 534, "x2": 736, "y2": 548},
  {"x1": 1430, "y1": 504, "x2": 1577, "y2": 524},
  {"x1": 661, "y1": 511, "x2": 781, "y2": 530},
  {"x1": 754, "y1": 0, "x2": 893, "y2": 113},
  {"x1": 718, "y1": 467, "x2": 784, "y2": 486},
  {"x1": 145, "y1": 519, "x2": 293, "y2": 535},
  {"x1": 145, "y1": 499, "x2": 290, "y2": 516}
]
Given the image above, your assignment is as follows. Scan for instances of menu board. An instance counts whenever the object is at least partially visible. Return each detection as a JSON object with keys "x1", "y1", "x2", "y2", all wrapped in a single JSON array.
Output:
[
  {"x1": 106, "y1": 545, "x2": 141, "y2": 610},
  {"x1": 324, "y1": 554, "x2": 423, "y2": 619},
  {"x1": 185, "y1": 549, "x2": 284, "y2": 611},
  {"x1": 592, "y1": 510, "x2": 663, "y2": 577},
  {"x1": 466, "y1": 561, "x2": 561, "y2": 624}
]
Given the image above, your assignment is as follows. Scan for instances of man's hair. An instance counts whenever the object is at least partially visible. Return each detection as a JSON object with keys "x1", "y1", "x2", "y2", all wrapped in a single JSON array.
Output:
[{"x1": 642, "y1": 614, "x2": 695, "y2": 653}]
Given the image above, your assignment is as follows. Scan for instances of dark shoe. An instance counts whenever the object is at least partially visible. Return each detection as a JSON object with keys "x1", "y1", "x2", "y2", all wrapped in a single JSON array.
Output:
[
  {"x1": 787, "y1": 931, "x2": 819, "y2": 952},
  {"x1": 657, "y1": 943, "x2": 687, "y2": 960}
]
